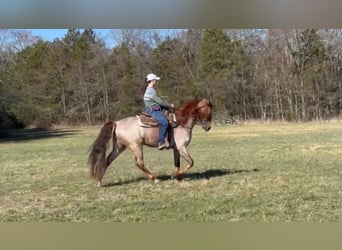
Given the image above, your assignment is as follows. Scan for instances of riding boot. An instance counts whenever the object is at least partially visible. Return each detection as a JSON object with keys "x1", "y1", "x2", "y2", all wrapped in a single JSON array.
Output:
[{"x1": 158, "y1": 138, "x2": 170, "y2": 150}]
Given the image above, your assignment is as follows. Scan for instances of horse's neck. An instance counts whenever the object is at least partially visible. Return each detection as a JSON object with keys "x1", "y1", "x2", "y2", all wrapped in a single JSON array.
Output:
[
  {"x1": 176, "y1": 101, "x2": 202, "y2": 129},
  {"x1": 177, "y1": 113, "x2": 196, "y2": 129}
]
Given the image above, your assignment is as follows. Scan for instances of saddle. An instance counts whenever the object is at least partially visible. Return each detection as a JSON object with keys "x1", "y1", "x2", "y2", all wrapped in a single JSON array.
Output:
[{"x1": 137, "y1": 111, "x2": 177, "y2": 128}]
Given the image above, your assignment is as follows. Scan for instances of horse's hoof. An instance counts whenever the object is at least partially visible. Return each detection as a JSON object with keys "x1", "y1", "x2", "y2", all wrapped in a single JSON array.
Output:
[
  {"x1": 153, "y1": 178, "x2": 160, "y2": 184},
  {"x1": 97, "y1": 181, "x2": 102, "y2": 187},
  {"x1": 176, "y1": 173, "x2": 184, "y2": 181}
]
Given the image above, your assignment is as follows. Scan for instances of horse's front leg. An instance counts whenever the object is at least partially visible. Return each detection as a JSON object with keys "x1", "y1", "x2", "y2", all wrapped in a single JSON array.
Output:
[
  {"x1": 173, "y1": 147, "x2": 182, "y2": 180},
  {"x1": 175, "y1": 146, "x2": 194, "y2": 180},
  {"x1": 131, "y1": 144, "x2": 159, "y2": 183}
]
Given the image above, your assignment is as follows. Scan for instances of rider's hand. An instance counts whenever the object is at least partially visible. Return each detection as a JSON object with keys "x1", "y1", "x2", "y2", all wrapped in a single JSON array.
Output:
[{"x1": 170, "y1": 104, "x2": 175, "y2": 112}]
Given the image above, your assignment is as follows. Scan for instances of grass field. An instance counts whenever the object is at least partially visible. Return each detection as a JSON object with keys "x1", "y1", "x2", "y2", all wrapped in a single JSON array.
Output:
[{"x1": 1, "y1": 122, "x2": 342, "y2": 222}]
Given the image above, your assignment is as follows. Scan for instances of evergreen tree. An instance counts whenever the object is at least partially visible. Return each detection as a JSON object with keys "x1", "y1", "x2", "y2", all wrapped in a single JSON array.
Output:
[
  {"x1": 199, "y1": 29, "x2": 250, "y2": 116},
  {"x1": 200, "y1": 29, "x2": 234, "y2": 81},
  {"x1": 151, "y1": 36, "x2": 193, "y2": 105},
  {"x1": 109, "y1": 43, "x2": 140, "y2": 118}
]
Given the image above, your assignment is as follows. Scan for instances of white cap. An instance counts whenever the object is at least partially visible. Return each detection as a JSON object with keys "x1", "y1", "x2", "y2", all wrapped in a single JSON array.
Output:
[{"x1": 146, "y1": 73, "x2": 160, "y2": 81}]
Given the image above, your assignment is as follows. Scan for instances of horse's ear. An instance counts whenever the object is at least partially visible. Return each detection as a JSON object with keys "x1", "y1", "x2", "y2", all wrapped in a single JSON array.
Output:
[
  {"x1": 207, "y1": 92, "x2": 213, "y2": 104},
  {"x1": 206, "y1": 88, "x2": 212, "y2": 101}
]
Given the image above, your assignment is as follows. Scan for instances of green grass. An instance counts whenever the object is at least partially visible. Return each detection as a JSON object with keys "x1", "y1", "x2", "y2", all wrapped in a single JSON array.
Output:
[{"x1": 1, "y1": 122, "x2": 342, "y2": 221}]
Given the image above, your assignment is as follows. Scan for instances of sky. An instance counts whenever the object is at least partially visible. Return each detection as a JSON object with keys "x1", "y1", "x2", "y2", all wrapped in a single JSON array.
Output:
[
  {"x1": 28, "y1": 29, "x2": 69, "y2": 41},
  {"x1": 24, "y1": 29, "x2": 178, "y2": 48},
  {"x1": 28, "y1": 29, "x2": 111, "y2": 42},
  {"x1": 22, "y1": 29, "x2": 114, "y2": 48}
]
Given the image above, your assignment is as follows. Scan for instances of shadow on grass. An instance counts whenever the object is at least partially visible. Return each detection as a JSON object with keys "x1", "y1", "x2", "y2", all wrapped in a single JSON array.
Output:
[
  {"x1": 103, "y1": 168, "x2": 260, "y2": 187},
  {"x1": 0, "y1": 128, "x2": 82, "y2": 142},
  {"x1": 181, "y1": 168, "x2": 260, "y2": 180}
]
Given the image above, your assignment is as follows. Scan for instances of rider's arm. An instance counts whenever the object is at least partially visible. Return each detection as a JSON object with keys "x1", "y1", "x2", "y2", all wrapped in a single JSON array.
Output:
[{"x1": 152, "y1": 93, "x2": 172, "y2": 109}]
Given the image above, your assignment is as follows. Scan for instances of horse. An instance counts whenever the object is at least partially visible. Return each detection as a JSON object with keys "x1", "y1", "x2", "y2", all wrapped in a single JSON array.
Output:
[{"x1": 88, "y1": 98, "x2": 213, "y2": 186}]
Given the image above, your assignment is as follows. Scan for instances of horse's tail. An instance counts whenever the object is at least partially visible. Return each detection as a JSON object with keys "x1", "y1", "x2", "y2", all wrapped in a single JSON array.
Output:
[{"x1": 88, "y1": 121, "x2": 116, "y2": 181}]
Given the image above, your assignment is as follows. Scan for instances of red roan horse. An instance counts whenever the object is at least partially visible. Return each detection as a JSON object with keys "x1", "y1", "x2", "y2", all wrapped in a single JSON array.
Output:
[{"x1": 88, "y1": 99, "x2": 213, "y2": 186}]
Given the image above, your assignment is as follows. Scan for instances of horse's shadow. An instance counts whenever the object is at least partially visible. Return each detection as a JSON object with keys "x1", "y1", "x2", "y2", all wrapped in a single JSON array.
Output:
[
  {"x1": 103, "y1": 168, "x2": 260, "y2": 187},
  {"x1": 179, "y1": 168, "x2": 259, "y2": 180}
]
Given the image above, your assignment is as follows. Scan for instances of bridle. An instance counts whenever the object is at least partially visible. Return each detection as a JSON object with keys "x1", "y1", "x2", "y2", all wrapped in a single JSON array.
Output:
[
  {"x1": 195, "y1": 104, "x2": 212, "y2": 130},
  {"x1": 175, "y1": 101, "x2": 212, "y2": 130}
]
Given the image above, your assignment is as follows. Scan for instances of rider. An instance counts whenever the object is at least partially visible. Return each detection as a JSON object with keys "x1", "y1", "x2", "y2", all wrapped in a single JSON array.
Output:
[{"x1": 143, "y1": 73, "x2": 174, "y2": 150}]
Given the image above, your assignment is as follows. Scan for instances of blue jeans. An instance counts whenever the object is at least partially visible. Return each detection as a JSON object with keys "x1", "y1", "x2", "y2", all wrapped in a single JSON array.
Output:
[{"x1": 146, "y1": 108, "x2": 169, "y2": 144}]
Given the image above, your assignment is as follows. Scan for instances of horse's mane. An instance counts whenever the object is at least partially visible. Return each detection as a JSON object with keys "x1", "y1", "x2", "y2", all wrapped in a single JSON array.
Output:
[{"x1": 175, "y1": 99, "x2": 211, "y2": 126}]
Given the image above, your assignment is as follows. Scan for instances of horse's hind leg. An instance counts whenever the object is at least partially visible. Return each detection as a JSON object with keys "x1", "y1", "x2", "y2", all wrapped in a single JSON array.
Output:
[
  {"x1": 131, "y1": 145, "x2": 159, "y2": 183},
  {"x1": 92, "y1": 144, "x2": 125, "y2": 187},
  {"x1": 107, "y1": 144, "x2": 126, "y2": 166},
  {"x1": 96, "y1": 144, "x2": 126, "y2": 186}
]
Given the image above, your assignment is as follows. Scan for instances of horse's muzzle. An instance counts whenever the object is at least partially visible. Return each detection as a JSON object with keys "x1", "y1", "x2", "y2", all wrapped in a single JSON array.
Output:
[{"x1": 202, "y1": 121, "x2": 211, "y2": 132}]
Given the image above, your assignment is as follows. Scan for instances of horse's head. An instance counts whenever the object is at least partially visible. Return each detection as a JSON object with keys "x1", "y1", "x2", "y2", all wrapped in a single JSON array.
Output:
[
  {"x1": 175, "y1": 99, "x2": 213, "y2": 131},
  {"x1": 197, "y1": 99, "x2": 212, "y2": 132}
]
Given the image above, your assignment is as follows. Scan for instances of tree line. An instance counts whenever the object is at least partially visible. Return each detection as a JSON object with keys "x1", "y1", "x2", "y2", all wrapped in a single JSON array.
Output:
[{"x1": 1, "y1": 29, "x2": 342, "y2": 129}]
